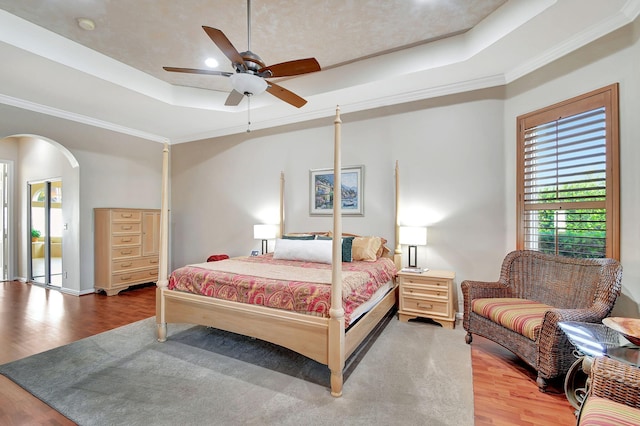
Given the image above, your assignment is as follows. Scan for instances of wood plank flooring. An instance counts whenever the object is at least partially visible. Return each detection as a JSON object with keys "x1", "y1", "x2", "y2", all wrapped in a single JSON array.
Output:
[{"x1": 0, "y1": 281, "x2": 576, "y2": 425}]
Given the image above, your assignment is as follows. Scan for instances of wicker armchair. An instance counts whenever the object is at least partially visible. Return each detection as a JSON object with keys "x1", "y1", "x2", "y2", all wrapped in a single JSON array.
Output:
[
  {"x1": 462, "y1": 250, "x2": 622, "y2": 391},
  {"x1": 577, "y1": 356, "x2": 640, "y2": 425}
]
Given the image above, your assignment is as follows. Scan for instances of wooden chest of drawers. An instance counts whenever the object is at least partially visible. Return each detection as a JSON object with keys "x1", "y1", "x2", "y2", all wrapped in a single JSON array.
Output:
[
  {"x1": 397, "y1": 269, "x2": 456, "y2": 328},
  {"x1": 94, "y1": 208, "x2": 160, "y2": 295}
]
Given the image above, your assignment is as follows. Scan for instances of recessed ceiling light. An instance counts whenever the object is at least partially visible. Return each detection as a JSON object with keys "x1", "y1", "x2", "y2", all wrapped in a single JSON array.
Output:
[
  {"x1": 77, "y1": 18, "x2": 96, "y2": 31},
  {"x1": 205, "y1": 58, "x2": 219, "y2": 68}
]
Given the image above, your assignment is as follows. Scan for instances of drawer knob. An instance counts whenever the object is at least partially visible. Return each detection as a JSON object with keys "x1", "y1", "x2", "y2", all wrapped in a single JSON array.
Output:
[
  {"x1": 121, "y1": 250, "x2": 132, "y2": 255},
  {"x1": 418, "y1": 303, "x2": 433, "y2": 309},
  {"x1": 121, "y1": 263, "x2": 132, "y2": 267},
  {"x1": 120, "y1": 276, "x2": 131, "y2": 280},
  {"x1": 122, "y1": 226, "x2": 132, "y2": 230},
  {"x1": 121, "y1": 214, "x2": 133, "y2": 218},
  {"x1": 121, "y1": 238, "x2": 132, "y2": 242}
]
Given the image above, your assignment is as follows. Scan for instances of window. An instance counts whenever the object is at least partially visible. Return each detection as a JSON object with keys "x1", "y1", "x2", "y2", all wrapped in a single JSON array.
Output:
[{"x1": 516, "y1": 84, "x2": 619, "y2": 259}]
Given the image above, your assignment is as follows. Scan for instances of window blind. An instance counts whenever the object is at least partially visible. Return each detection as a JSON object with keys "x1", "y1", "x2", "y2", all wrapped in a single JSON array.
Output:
[{"x1": 517, "y1": 84, "x2": 619, "y2": 259}]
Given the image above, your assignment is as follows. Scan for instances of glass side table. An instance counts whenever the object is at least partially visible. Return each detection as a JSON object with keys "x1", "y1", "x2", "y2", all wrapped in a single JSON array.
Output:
[{"x1": 559, "y1": 321, "x2": 640, "y2": 414}]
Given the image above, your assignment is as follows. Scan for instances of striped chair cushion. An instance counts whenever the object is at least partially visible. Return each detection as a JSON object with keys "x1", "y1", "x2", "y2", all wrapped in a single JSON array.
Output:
[
  {"x1": 578, "y1": 395, "x2": 640, "y2": 426},
  {"x1": 471, "y1": 298, "x2": 552, "y2": 341}
]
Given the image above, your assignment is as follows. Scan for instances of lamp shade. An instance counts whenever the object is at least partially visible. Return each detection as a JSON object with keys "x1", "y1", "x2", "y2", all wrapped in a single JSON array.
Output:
[
  {"x1": 230, "y1": 73, "x2": 268, "y2": 96},
  {"x1": 399, "y1": 226, "x2": 427, "y2": 246},
  {"x1": 253, "y1": 224, "x2": 278, "y2": 240}
]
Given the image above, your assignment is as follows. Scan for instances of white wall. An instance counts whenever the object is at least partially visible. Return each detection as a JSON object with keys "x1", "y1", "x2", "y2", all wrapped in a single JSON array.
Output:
[
  {"x1": 0, "y1": 139, "x2": 18, "y2": 280},
  {"x1": 171, "y1": 89, "x2": 508, "y2": 313},
  {"x1": 504, "y1": 17, "x2": 640, "y2": 316},
  {"x1": 0, "y1": 104, "x2": 163, "y2": 293}
]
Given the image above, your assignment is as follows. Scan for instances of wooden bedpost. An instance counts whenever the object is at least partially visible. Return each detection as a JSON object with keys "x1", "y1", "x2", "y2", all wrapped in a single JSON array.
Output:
[
  {"x1": 329, "y1": 106, "x2": 345, "y2": 397},
  {"x1": 279, "y1": 171, "x2": 285, "y2": 238},
  {"x1": 156, "y1": 142, "x2": 170, "y2": 342},
  {"x1": 394, "y1": 160, "x2": 402, "y2": 271}
]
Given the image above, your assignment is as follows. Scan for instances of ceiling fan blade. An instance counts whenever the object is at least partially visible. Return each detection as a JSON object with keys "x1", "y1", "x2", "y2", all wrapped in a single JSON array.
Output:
[
  {"x1": 163, "y1": 67, "x2": 233, "y2": 77},
  {"x1": 266, "y1": 82, "x2": 307, "y2": 108},
  {"x1": 259, "y1": 58, "x2": 321, "y2": 78},
  {"x1": 202, "y1": 26, "x2": 246, "y2": 71},
  {"x1": 225, "y1": 90, "x2": 244, "y2": 106}
]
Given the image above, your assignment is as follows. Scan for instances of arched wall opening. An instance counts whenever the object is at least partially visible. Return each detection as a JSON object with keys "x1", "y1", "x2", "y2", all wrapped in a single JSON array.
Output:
[{"x1": 0, "y1": 134, "x2": 81, "y2": 294}]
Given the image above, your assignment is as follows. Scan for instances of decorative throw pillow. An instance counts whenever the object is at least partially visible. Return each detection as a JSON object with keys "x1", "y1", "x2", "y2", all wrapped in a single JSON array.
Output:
[
  {"x1": 282, "y1": 234, "x2": 316, "y2": 240},
  {"x1": 352, "y1": 236, "x2": 382, "y2": 262},
  {"x1": 273, "y1": 239, "x2": 332, "y2": 264},
  {"x1": 317, "y1": 236, "x2": 355, "y2": 262},
  {"x1": 376, "y1": 237, "x2": 388, "y2": 258}
]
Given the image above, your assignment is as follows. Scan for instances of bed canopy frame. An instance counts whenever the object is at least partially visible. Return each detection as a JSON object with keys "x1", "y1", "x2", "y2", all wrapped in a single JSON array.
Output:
[{"x1": 156, "y1": 107, "x2": 402, "y2": 397}]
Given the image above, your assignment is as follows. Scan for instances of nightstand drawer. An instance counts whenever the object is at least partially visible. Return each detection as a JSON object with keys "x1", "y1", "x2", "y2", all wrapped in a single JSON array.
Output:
[
  {"x1": 402, "y1": 284, "x2": 449, "y2": 299},
  {"x1": 403, "y1": 297, "x2": 449, "y2": 317},
  {"x1": 402, "y1": 276, "x2": 450, "y2": 288}
]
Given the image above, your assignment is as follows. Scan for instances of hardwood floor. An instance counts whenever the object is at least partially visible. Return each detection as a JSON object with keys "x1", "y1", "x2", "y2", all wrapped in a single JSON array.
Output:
[
  {"x1": 0, "y1": 281, "x2": 576, "y2": 425},
  {"x1": 0, "y1": 281, "x2": 155, "y2": 426},
  {"x1": 471, "y1": 335, "x2": 576, "y2": 425}
]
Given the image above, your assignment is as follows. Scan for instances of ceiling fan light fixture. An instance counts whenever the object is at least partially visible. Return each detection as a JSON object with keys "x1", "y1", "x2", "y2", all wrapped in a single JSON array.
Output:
[
  {"x1": 230, "y1": 73, "x2": 267, "y2": 96},
  {"x1": 204, "y1": 57, "x2": 219, "y2": 68}
]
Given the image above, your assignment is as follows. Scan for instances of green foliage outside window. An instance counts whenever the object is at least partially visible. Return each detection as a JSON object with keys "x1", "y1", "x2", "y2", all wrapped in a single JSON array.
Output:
[{"x1": 534, "y1": 181, "x2": 606, "y2": 258}]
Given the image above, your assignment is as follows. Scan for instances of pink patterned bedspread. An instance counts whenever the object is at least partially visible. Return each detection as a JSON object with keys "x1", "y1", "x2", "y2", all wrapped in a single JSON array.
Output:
[{"x1": 168, "y1": 254, "x2": 397, "y2": 326}]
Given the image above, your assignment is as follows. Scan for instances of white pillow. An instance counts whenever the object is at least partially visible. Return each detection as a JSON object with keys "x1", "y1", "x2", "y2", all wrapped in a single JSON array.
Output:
[{"x1": 273, "y1": 238, "x2": 333, "y2": 264}]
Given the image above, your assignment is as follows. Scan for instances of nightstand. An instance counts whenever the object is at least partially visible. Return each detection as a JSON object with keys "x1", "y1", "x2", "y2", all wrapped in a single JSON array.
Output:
[{"x1": 397, "y1": 269, "x2": 456, "y2": 328}]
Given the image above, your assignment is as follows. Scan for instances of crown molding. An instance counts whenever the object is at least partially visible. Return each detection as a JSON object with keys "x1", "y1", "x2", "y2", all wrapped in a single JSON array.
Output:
[
  {"x1": 505, "y1": 1, "x2": 640, "y2": 83},
  {"x1": 0, "y1": 93, "x2": 168, "y2": 143},
  {"x1": 172, "y1": 74, "x2": 507, "y2": 144}
]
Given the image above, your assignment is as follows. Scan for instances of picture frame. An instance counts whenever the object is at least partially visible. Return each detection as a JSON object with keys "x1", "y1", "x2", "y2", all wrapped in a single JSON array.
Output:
[{"x1": 309, "y1": 165, "x2": 364, "y2": 216}]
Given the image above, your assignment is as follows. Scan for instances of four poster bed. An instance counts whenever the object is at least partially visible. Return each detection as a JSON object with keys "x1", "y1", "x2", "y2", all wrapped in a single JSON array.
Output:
[{"x1": 155, "y1": 107, "x2": 403, "y2": 397}]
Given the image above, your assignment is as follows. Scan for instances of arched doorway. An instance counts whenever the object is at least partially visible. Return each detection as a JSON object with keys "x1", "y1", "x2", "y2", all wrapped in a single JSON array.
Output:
[{"x1": 0, "y1": 134, "x2": 80, "y2": 293}]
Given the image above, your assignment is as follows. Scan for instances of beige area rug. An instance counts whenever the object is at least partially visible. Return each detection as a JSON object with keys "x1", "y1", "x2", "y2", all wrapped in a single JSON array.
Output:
[{"x1": 0, "y1": 314, "x2": 474, "y2": 425}]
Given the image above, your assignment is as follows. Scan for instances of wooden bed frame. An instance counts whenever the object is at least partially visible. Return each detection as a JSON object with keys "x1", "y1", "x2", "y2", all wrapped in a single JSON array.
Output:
[{"x1": 156, "y1": 107, "x2": 402, "y2": 397}]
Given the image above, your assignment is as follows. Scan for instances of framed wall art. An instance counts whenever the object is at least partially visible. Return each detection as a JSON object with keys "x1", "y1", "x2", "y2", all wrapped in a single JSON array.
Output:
[{"x1": 309, "y1": 165, "x2": 364, "y2": 216}]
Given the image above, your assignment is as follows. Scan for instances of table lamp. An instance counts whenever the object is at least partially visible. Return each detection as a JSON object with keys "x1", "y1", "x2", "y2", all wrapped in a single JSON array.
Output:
[
  {"x1": 253, "y1": 224, "x2": 278, "y2": 254},
  {"x1": 399, "y1": 226, "x2": 427, "y2": 268}
]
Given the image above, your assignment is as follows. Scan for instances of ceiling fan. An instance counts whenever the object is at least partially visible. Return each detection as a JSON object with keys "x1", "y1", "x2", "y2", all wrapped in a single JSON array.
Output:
[{"x1": 163, "y1": 0, "x2": 320, "y2": 108}]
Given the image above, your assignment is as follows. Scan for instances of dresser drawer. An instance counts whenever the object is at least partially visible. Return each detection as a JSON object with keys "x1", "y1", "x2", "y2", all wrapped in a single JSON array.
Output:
[
  {"x1": 402, "y1": 297, "x2": 450, "y2": 317},
  {"x1": 112, "y1": 210, "x2": 142, "y2": 222},
  {"x1": 111, "y1": 222, "x2": 141, "y2": 233},
  {"x1": 111, "y1": 234, "x2": 141, "y2": 247},
  {"x1": 112, "y1": 268, "x2": 158, "y2": 286},
  {"x1": 111, "y1": 246, "x2": 141, "y2": 259},
  {"x1": 112, "y1": 256, "x2": 159, "y2": 272}
]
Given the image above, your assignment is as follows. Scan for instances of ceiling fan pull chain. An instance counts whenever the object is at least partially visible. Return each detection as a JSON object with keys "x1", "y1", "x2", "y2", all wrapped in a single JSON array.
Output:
[{"x1": 247, "y1": 95, "x2": 252, "y2": 133}]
